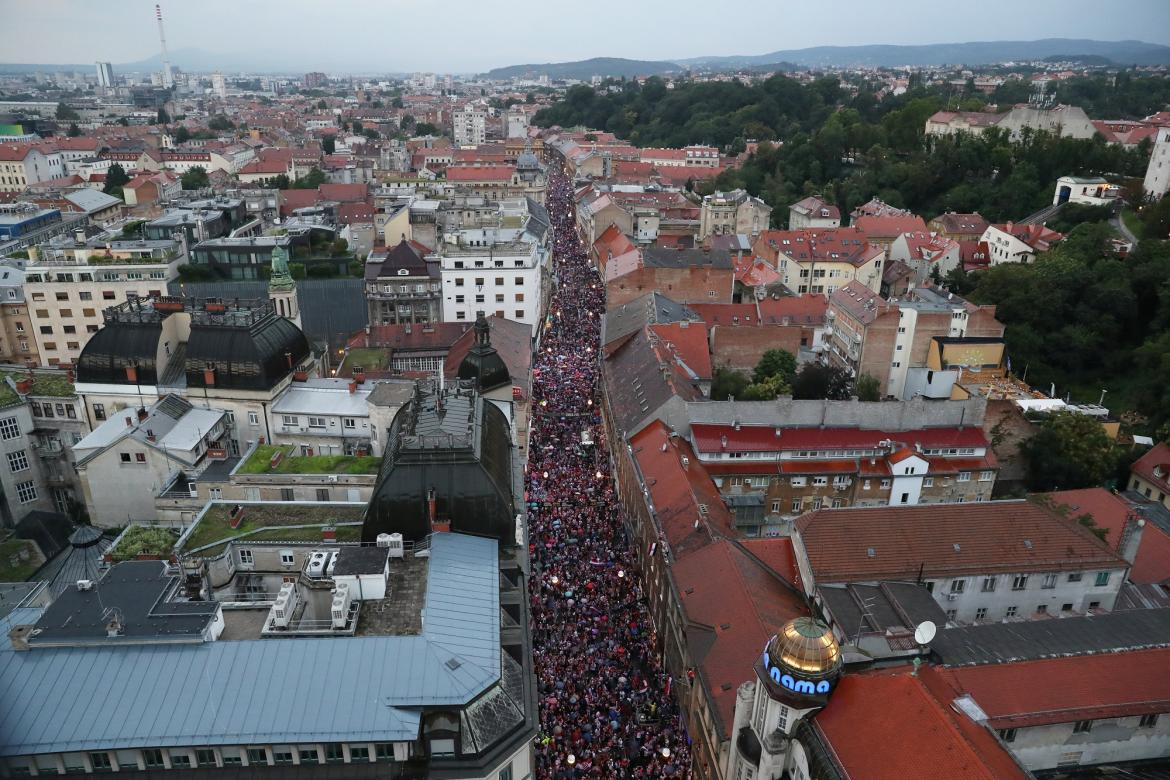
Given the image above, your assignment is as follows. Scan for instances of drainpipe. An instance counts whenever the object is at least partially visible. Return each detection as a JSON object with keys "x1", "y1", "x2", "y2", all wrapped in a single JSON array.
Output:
[{"x1": 262, "y1": 401, "x2": 272, "y2": 444}]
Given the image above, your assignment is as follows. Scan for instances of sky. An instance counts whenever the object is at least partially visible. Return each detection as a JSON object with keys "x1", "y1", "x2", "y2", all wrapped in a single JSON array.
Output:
[{"x1": 4, "y1": 0, "x2": 1170, "y2": 73}]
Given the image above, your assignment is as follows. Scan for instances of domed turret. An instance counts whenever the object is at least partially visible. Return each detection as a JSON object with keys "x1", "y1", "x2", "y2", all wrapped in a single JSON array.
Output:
[
  {"x1": 457, "y1": 312, "x2": 511, "y2": 392},
  {"x1": 755, "y1": 617, "x2": 842, "y2": 706}
]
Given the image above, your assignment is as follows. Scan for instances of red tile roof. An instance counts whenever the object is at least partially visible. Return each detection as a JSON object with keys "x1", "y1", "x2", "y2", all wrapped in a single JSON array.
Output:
[
  {"x1": 1131, "y1": 442, "x2": 1170, "y2": 494},
  {"x1": 796, "y1": 501, "x2": 1128, "y2": 583},
  {"x1": 756, "y1": 294, "x2": 828, "y2": 326},
  {"x1": 813, "y1": 667, "x2": 1027, "y2": 780},
  {"x1": 445, "y1": 165, "x2": 515, "y2": 182},
  {"x1": 1047, "y1": 488, "x2": 1170, "y2": 585},
  {"x1": 937, "y1": 647, "x2": 1170, "y2": 728},
  {"x1": 753, "y1": 227, "x2": 880, "y2": 267},
  {"x1": 317, "y1": 182, "x2": 369, "y2": 203},
  {"x1": 854, "y1": 214, "x2": 928, "y2": 239},
  {"x1": 688, "y1": 303, "x2": 758, "y2": 326},
  {"x1": 649, "y1": 322, "x2": 712, "y2": 381}
]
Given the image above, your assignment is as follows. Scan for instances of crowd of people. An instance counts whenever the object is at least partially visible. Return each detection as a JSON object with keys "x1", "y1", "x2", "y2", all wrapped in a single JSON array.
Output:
[{"x1": 526, "y1": 166, "x2": 691, "y2": 778}]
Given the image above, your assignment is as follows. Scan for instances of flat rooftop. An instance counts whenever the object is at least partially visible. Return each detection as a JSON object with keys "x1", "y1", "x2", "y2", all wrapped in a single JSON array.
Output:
[
  {"x1": 179, "y1": 501, "x2": 366, "y2": 556},
  {"x1": 236, "y1": 444, "x2": 381, "y2": 476}
]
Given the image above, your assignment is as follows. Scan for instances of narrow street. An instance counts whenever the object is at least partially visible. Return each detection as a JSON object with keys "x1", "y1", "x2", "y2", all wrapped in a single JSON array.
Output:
[{"x1": 525, "y1": 166, "x2": 691, "y2": 778}]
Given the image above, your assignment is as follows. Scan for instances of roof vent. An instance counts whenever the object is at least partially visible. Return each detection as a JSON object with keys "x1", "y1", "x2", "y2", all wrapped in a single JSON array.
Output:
[
  {"x1": 1024, "y1": 539, "x2": 1033, "y2": 550},
  {"x1": 444, "y1": 657, "x2": 462, "y2": 671},
  {"x1": 719, "y1": 623, "x2": 731, "y2": 631},
  {"x1": 866, "y1": 547, "x2": 876, "y2": 558}
]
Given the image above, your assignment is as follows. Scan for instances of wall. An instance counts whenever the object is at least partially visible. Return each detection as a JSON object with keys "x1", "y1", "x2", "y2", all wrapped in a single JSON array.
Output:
[
  {"x1": 1008, "y1": 715, "x2": 1170, "y2": 772},
  {"x1": 921, "y1": 566, "x2": 1126, "y2": 623},
  {"x1": 79, "y1": 442, "x2": 181, "y2": 527}
]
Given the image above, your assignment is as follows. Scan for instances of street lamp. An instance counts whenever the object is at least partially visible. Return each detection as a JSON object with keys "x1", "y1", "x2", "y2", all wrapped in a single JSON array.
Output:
[{"x1": 661, "y1": 747, "x2": 671, "y2": 759}]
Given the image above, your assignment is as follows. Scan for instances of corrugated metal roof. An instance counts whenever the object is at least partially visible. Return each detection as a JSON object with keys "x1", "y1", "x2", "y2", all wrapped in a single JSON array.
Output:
[{"x1": 0, "y1": 533, "x2": 499, "y2": 756}]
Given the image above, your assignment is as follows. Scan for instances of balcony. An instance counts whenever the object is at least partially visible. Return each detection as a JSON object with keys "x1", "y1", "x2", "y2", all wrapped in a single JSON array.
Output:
[{"x1": 34, "y1": 441, "x2": 65, "y2": 458}]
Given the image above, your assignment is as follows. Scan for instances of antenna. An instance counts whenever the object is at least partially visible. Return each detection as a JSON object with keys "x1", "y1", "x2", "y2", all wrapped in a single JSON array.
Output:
[
  {"x1": 155, "y1": 4, "x2": 174, "y2": 89},
  {"x1": 913, "y1": 620, "x2": 937, "y2": 646}
]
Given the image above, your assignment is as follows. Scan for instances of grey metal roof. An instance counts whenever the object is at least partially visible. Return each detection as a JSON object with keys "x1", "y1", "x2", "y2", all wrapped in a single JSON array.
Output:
[
  {"x1": 62, "y1": 188, "x2": 121, "y2": 214},
  {"x1": 602, "y1": 291, "x2": 699, "y2": 348},
  {"x1": 333, "y1": 546, "x2": 389, "y2": 576},
  {"x1": 932, "y1": 607, "x2": 1170, "y2": 667},
  {"x1": 0, "y1": 532, "x2": 500, "y2": 756},
  {"x1": 818, "y1": 581, "x2": 947, "y2": 641}
]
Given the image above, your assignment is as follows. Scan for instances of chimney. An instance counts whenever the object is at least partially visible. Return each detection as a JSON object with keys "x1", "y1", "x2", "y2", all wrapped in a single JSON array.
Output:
[
  {"x1": 8, "y1": 624, "x2": 33, "y2": 652},
  {"x1": 125, "y1": 365, "x2": 138, "y2": 383},
  {"x1": 348, "y1": 381, "x2": 358, "y2": 394},
  {"x1": 136, "y1": 407, "x2": 149, "y2": 422},
  {"x1": 203, "y1": 366, "x2": 216, "y2": 386},
  {"x1": 1119, "y1": 514, "x2": 1146, "y2": 564},
  {"x1": 105, "y1": 613, "x2": 124, "y2": 638},
  {"x1": 353, "y1": 367, "x2": 366, "y2": 383},
  {"x1": 14, "y1": 376, "x2": 33, "y2": 394}
]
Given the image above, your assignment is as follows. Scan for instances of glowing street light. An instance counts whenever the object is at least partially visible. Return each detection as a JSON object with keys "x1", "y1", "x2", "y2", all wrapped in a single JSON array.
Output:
[
  {"x1": 567, "y1": 754, "x2": 575, "y2": 765},
  {"x1": 661, "y1": 747, "x2": 671, "y2": 759},
  {"x1": 617, "y1": 569, "x2": 625, "y2": 578}
]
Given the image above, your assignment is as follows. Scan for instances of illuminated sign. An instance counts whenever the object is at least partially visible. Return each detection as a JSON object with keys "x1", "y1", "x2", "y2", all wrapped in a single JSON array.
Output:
[{"x1": 761, "y1": 642, "x2": 833, "y2": 696}]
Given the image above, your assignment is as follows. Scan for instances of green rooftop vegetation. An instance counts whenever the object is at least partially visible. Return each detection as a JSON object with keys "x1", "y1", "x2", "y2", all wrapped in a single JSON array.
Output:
[
  {"x1": 0, "y1": 370, "x2": 77, "y2": 401},
  {"x1": 182, "y1": 502, "x2": 366, "y2": 556},
  {"x1": 344, "y1": 347, "x2": 391, "y2": 372},
  {"x1": 0, "y1": 539, "x2": 43, "y2": 581},
  {"x1": 237, "y1": 444, "x2": 381, "y2": 475},
  {"x1": 0, "y1": 381, "x2": 19, "y2": 409},
  {"x1": 107, "y1": 525, "x2": 180, "y2": 562}
]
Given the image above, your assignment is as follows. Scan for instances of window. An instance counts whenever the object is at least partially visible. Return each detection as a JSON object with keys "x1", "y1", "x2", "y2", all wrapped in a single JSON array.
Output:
[
  {"x1": 40, "y1": 326, "x2": 52, "y2": 335},
  {"x1": 981, "y1": 576, "x2": 996, "y2": 592},
  {"x1": 923, "y1": 477, "x2": 933, "y2": 487},
  {"x1": 514, "y1": 277, "x2": 524, "y2": 285},
  {"x1": 280, "y1": 487, "x2": 294, "y2": 501},
  {"x1": 1062, "y1": 603, "x2": 1073, "y2": 612},
  {"x1": 790, "y1": 476, "x2": 807, "y2": 487},
  {"x1": 195, "y1": 749, "x2": 217, "y2": 768},
  {"x1": 975, "y1": 607, "x2": 988, "y2": 620},
  {"x1": 272, "y1": 749, "x2": 293, "y2": 765},
  {"x1": 120, "y1": 452, "x2": 132, "y2": 463},
  {"x1": 1140, "y1": 714, "x2": 1159, "y2": 729},
  {"x1": 60, "y1": 311, "x2": 73, "y2": 320},
  {"x1": 1095, "y1": 571, "x2": 1110, "y2": 587},
  {"x1": 221, "y1": 749, "x2": 242, "y2": 766},
  {"x1": 456, "y1": 311, "x2": 466, "y2": 320},
  {"x1": 7, "y1": 450, "x2": 28, "y2": 473},
  {"x1": 945, "y1": 608, "x2": 957, "y2": 620},
  {"x1": 998, "y1": 728, "x2": 1017, "y2": 743},
  {"x1": 862, "y1": 479, "x2": 871, "y2": 490},
  {"x1": 495, "y1": 293, "x2": 504, "y2": 303},
  {"x1": 1090, "y1": 600, "x2": 1101, "y2": 609},
  {"x1": 1042, "y1": 573, "x2": 1057, "y2": 589},
  {"x1": 281, "y1": 550, "x2": 295, "y2": 566},
  {"x1": 771, "y1": 500, "x2": 781, "y2": 512},
  {"x1": 950, "y1": 579, "x2": 965, "y2": 593},
  {"x1": 16, "y1": 481, "x2": 36, "y2": 503},
  {"x1": 79, "y1": 291, "x2": 92, "y2": 301},
  {"x1": 455, "y1": 278, "x2": 465, "y2": 287},
  {"x1": 247, "y1": 748, "x2": 268, "y2": 766},
  {"x1": 143, "y1": 750, "x2": 164, "y2": 769},
  {"x1": 282, "y1": 415, "x2": 298, "y2": 426},
  {"x1": 957, "y1": 471, "x2": 971, "y2": 482},
  {"x1": 494, "y1": 277, "x2": 504, "y2": 286},
  {"x1": 299, "y1": 749, "x2": 319, "y2": 765},
  {"x1": 1073, "y1": 720, "x2": 1092, "y2": 734},
  {"x1": 0, "y1": 416, "x2": 20, "y2": 440},
  {"x1": 308, "y1": 416, "x2": 326, "y2": 428},
  {"x1": 474, "y1": 277, "x2": 484, "y2": 286},
  {"x1": 429, "y1": 739, "x2": 455, "y2": 757},
  {"x1": 880, "y1": 478, "x2": 891, "y2": 489},
  {"x1": 1005, "y1": 605, "x2": 1018, "y2": 618},
  {"x1": 239, "y1": 548, "x2": 255, "y2": 566},
  {"x1": 93, "y1": 403, "x2": 106, "y2": 421},
  {"x1": 1036, "y1": 604, "x2": 1047, "y2": 614},
  {"x1": 515, "y1": 292, "x2": 525, "y2": 302},
  {"x1": 1012, "y1": 575, "x2": 1028, "y2": 591},
  {"x1": 90, "y1": 752, "x2": 112, "y2": 771},
  {"x1": 499, "y1": 767, "x2": 514, "y2": 780},
  {"x1": 455, "y1": 294, "x2": 465, "y2": 304},
  {"x1": 344, "y1": 417, "x2": 357, "y2": 429},
  {"x1": 515, "y1": 310, "x2": 524, "y2": 318},
  {"x1": 135, "y1": 452, "x2": 147, "y2": 463},
  {"x1": 41, "y1": 404, "x2": 54, "y2": 418},
  {"x1": 374, "y1": 744, "x2": 395, "y2": 762},
  {"x1": 247, "y1": 411, "x2": 259, "y2": 425},
  {"x1": 791, "y1": 499, "x2": 801, "y2": 512},
  {"x1": 812, "y1": 476, "x2": 828, "y2": 486},
  {"x1": 316, "y1": 488, "x2": 330, "y2": 502},
  {"x1": 350, "y1": 746, "x2": 370, "y2": 762},
  {"x1": 979, "y1": 470, "x2": 993, "y2": 481}
]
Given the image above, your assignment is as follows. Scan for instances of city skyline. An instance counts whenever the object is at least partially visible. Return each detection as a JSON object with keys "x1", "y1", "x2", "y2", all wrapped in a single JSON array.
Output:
[{"x1": 4, "y1": 0, "x2": 1170, "y2": 73}]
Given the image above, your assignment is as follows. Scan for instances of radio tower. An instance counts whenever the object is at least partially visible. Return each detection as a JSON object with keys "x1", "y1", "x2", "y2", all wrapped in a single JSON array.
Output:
[{"x1": 155, "y1": 4, "x2": 174, "y2": 89}]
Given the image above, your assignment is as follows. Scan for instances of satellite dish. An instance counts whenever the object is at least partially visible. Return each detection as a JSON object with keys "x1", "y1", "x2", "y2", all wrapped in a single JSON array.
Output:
[{"x1": 914, "y1": 620, "x2": 937, "y2": 646}]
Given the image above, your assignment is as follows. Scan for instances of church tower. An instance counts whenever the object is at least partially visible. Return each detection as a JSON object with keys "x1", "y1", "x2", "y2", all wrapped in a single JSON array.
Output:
[{"x1": 267, "y1": 244, "x2": 301, "y2": 329}]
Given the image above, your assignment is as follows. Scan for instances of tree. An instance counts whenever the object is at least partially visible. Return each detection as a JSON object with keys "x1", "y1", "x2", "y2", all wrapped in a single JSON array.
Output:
[
  {"x1": 173, "y1": 125, "x2": 191, "y2": 144},
  {"x1": 156, "y1": 107, "x2": 170, "y2": 124},
  {"x1": 1021, "y1": 412, "x2": 1123, "y2": 491},
  {"x1": 66, "y1": 123, "x2": 81, "y2": 137},
  {"x1": 55, "y1": 102, "x2": 79, "y2": 120},
  {"x1": 352, "y1": 120, "x2": 363, "y2": 135},
  {"x1": 711, "y1": 367, "x2": 750, "y2": 401},
  {"x1": 753, "y1": 349, "x2": 797, "y2": 386},
  {"x1": 321, "y1": 135, "x2": 336, "y2": 155},
  {"x1": 292, "y1": 167, "x2": 325, "y2": 189},
  {"x1": 330, "y1": 238, "x2": 349, "y2": 256},
  {"x1": 103, "y1": 164, "x2": 129, "y2": 195},
  {"x1": 363, "y1": 128, "x2": 380, "y2": 140},
  {"x1": 791, "y1": 363, "x2": 854, "y2": 400},
  {"x1": 208, "y1": 114, "x2": 234, "y2": 131},
  {"x1": 856, "y1": 373, "x2": 881, "y2": 401},
  {"x1": 316, "y1": 99, "x2": 327, "y2": 109},
  {"x1": 181, "y1": 165, "x2": 210, "y2": 190},
  {"x1": 415, "y1": 122, "x2": 439, "y2": 136},
  {"x1": 268, "y1": 173, "x2": 291, "y2": 190}
]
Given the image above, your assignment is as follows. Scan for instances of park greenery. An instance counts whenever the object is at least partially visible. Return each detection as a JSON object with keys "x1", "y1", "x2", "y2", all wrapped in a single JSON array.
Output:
[{"x1": 712, "y1": 349, "x2": 856, "y2": 402}]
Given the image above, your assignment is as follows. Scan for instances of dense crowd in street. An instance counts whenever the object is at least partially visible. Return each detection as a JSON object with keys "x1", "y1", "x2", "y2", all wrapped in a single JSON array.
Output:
[{"x1": 526, "y1": 167, "x2": 691, "y2": 778}]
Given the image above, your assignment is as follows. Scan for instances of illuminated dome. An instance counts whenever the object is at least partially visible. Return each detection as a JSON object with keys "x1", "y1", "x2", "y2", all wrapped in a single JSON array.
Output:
[
  {"x1": 756, "y1": 617, "x2": 842, "y2": 705},
  {"x1": 768, "y1": 617, "x2": 842, "y2": 677}
]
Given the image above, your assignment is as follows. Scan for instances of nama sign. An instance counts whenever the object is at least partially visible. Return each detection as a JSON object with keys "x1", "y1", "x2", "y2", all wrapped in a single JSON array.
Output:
[{"x1": 761, "y1": 642, "x2": 832, "y2": 696}]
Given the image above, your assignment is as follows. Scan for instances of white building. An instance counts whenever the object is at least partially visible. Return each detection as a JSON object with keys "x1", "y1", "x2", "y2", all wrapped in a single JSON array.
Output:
[
  {"x1": 439, "y1": 226, "x2": 549, "y2": 335},
  {"x1": 506, "y1": 110, "x2": 529, "y2": 139},
  {"x1": 1053, "y1": 175, "x2": 1121, "y2": 206},
  {"x1": 1143, "y1": 126, "x2": 1170, "y2": 200},
  {"x1": 453, "y1": 106, "x2": 488, "y2": 146},
  {"x1": 95, "y1": 62, "x2": 115, "y2": 89},
  {"x1": 269, "y1": 377, "x2": 379, "y2": 457},
  {"x1": 0, "y1": 144, "x2": 65, "y2": 193},
  {"x1": 211, "y1": 72, "x2": 227, "y2": 99}
]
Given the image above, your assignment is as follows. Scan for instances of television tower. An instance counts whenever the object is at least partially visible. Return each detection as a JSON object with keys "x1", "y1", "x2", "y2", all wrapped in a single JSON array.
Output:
[{"x1": 155, "y1": 4, "x2": 174, "y2": 89}]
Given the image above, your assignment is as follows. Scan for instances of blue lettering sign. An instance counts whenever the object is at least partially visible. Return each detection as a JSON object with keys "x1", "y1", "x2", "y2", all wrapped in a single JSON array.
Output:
[{"x1": 760, "y1": 641, "x2": 835, "y2": 697}]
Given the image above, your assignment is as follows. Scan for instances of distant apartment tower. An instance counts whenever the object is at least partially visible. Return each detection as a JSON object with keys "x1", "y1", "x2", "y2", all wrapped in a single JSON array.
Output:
[
  {"x1": 453, "y1": 106, "x2": 487, "y2": 146},
  {"x1": 506, "y1": 110, "x2": 529, "y2": 139},
  {"x1": 304, "y1": 71, "x2": 327, "y2": 88},
  {"x1": 95, "y1": 62, "x2": 114, "y2": 89},
  {"x1": 210, "y1": 72, "x2": 227, "y2": 99}
]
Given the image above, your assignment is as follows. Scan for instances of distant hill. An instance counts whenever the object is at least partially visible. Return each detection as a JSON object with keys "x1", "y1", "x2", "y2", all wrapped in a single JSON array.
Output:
[
  {"x1": 1041, "y1": 54, "x2": 1114, "y2": 65},
  {"x1": 485, "y1": 57, "x2": 681, "y2": 80},
  {"x1": 677, "y1": 39, "x2": 1170, "y2": 68}
]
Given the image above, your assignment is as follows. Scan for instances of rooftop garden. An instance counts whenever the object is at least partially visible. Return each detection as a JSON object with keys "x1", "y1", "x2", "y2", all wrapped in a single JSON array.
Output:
[
  {"x1": 181, "y1": 502, "x2": 365, "y2": 556},
  {"x1": 237, "y1": 444, "x2": 381, "y2": 476},
  {"x1": 0, "y1": 370, "x2": 77, "y2": 399},
  {"x1": 0, "y1": 380, "x2": 19, "y2": 409},
  {"x1": 0, "y1": 539, "x2": 43, "y2": 581},
  {"x1": 106, "y1": 525, "x2": 180, "y2": 563},
  {"x1": 343, "y1": 347, "x2": 391, "y2": 372}
]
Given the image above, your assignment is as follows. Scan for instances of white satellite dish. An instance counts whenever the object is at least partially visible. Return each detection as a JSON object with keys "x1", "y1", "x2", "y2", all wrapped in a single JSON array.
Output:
[{"x1": 914, "y1": 620, "x2": 937, "y2": 646}]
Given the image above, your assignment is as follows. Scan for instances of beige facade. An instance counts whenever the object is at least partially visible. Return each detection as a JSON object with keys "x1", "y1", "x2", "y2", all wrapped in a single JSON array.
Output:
[{"x1": 698, "y1": 190, "x2": 771, "y2": 239}]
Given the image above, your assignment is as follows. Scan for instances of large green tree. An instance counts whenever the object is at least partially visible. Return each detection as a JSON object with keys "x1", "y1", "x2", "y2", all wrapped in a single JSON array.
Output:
[
  {"x1": 181, "y1": 165, "x2": 209, "y2": 190},
  {"x1": 1021, "y1": 412, "x2": 1123, "y2": 491}
]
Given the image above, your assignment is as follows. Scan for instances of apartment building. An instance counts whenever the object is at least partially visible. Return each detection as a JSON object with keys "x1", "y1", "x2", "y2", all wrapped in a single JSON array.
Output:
[
  {"x1": 698, "y1": 189, "x2": 771, "y2": 239},
  {"x1": 0, "y1": 143, "x2": 64, "y2": 192},
  {"x1": 0, "y1": 266, "x2": 37, "y2": 365},
  {"x1": 752, "y1": 227, "x2": 885, "y2": 295},
  {"x1": 453, "y1": 105, "x2": 488, "y2": 146},
  {"x1": 980, "y1": 222, "x2": 1064, "y2": 265},
  {"x1": 787, "y1": 196, "x2": 840, "y2": 229},
  {"x1": 22, "y1": 238, "x2": 183, "y2": 367},
  {"x1": 825, "y1": 281, "x2": 1004, "y2": 399},
  {"x1": 439, "y1": 226, "x2": 549, "y2": 335},
  {"x1": 1143, "y1": 125, "x2": 1170, "y2": 199},
  {"x1": 364, "y1": 239, "x2": 441, "y2": 325},
  {"x1": 794, "y1": 501, "x2": 1130, "y2": 623}
]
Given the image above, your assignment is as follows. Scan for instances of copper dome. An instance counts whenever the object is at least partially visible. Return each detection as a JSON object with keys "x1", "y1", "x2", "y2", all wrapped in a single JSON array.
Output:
[{"x1": 766, "y1": 617, "x2": 842, "y2": 677}]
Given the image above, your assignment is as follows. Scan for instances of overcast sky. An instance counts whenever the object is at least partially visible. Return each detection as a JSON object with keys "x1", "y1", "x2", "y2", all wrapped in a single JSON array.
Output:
[{"x1": 5, "y1": 0, "x2": 1170, "y2": 72}]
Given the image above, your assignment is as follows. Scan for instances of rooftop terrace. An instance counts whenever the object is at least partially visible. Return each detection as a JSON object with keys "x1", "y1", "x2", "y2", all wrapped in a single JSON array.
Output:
[
  {"x1": 237, "y1": 444, "x2": 381, "y2": 475},
  {"x1": 179, "y1": 502, "x2": 366, "y2": 557}
]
